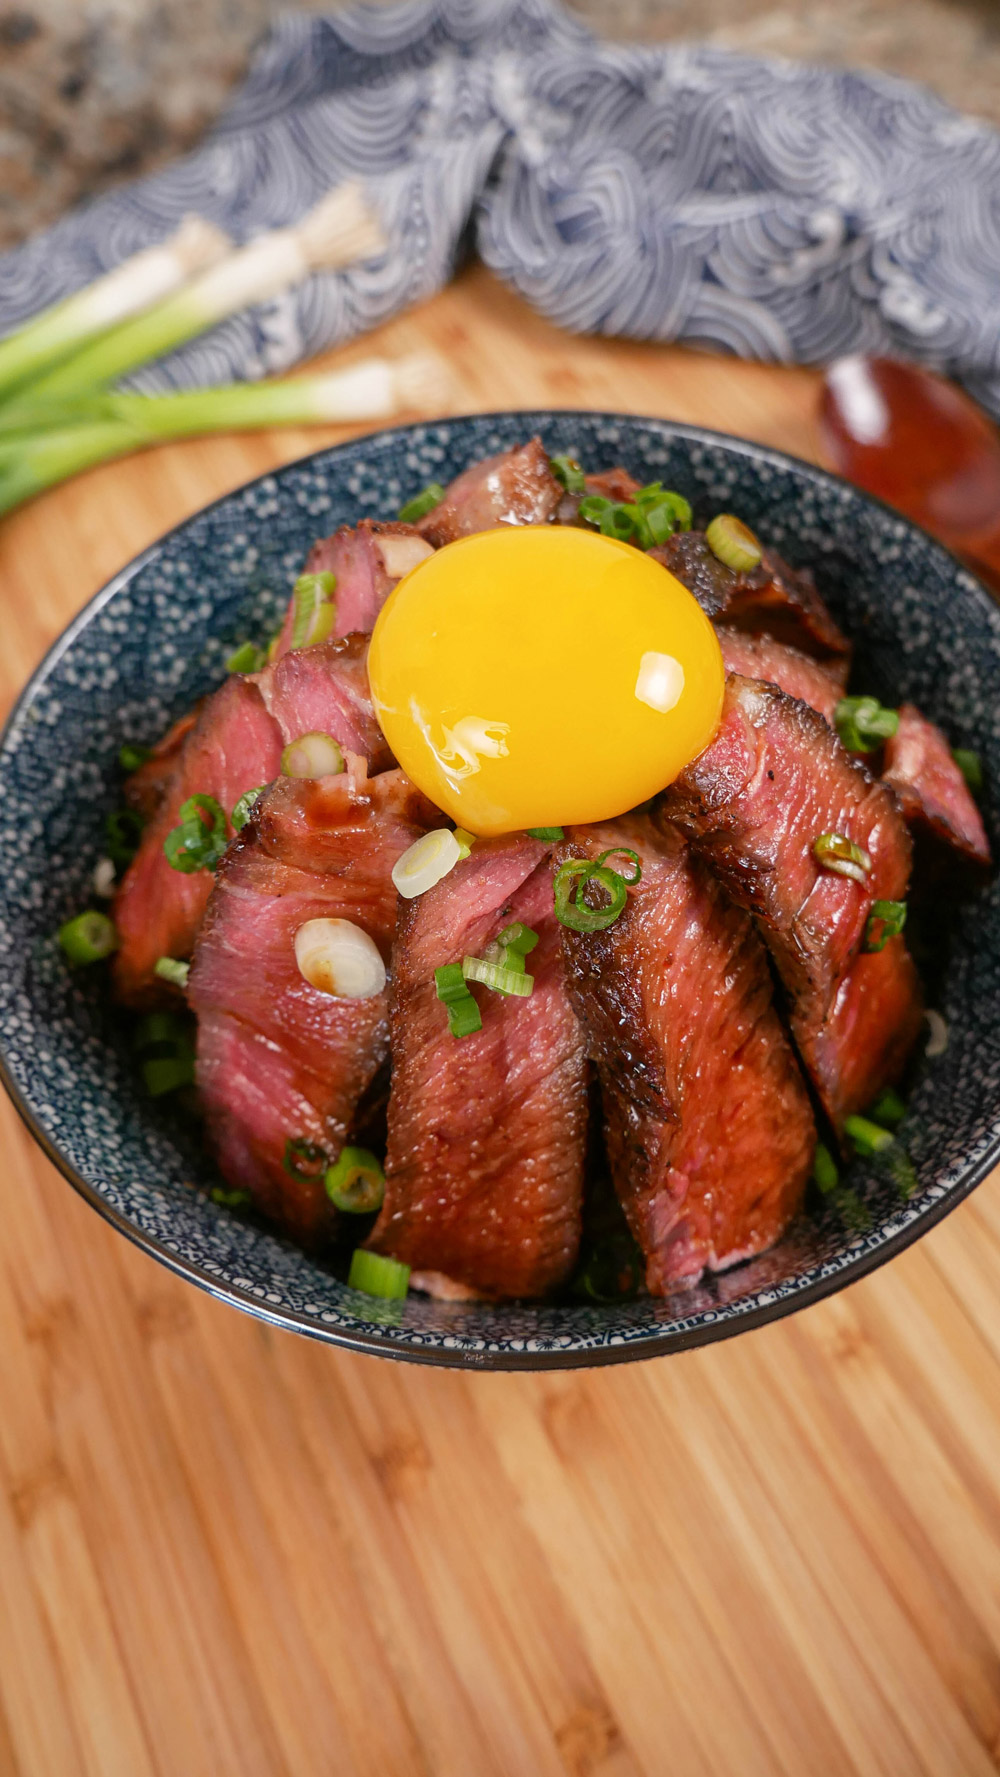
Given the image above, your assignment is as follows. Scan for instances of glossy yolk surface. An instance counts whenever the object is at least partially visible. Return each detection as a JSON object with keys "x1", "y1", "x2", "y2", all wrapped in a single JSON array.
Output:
[{"x1": 367, "y1": 525, "x2": 725, "y2": 836}]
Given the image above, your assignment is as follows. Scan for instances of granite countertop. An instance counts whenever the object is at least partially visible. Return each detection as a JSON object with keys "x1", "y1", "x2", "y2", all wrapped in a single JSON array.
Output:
[{"x1": 1, "y1": 0, "x2": 999, "y2": 249}]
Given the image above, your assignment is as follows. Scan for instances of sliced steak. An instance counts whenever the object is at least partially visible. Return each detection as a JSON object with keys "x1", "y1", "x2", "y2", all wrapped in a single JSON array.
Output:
[
  {"x1": 662, "y1": 675, "x2": 921, "y2": 1126},
  {"x1": 122, "y1": 708, "x2": 200, "y2": 820},
  {"x1": 112, "y1": 675, "x2": 283, "y2": 1007},
  {"x1": 882, "y1": 703, "x2": 990, "y2": 866},
  {"x1": 112, "y1": 638, "x2": 388, "y2": 1007},
  {"x1": 272, "y1": 520, "x2": 433, "y2": 659},
  {"x1": 561, "y1": 818, "x2": 814, "y2": 1292},
  {"x1": 368, "y1": 835, "x2": 588, "y2": 1298},
  {"x1": 717, "y1": 628, "x2": 845, "y2": 724},
  {"x1": 415, "y1": 438, "x2": 563, "y2": 547},
  {"x1": 189, "y1": 765, "x2": 432, "y2": 1243},
  {"x1": 652, "y1": 532, "x2": 850, "y2": 664}
]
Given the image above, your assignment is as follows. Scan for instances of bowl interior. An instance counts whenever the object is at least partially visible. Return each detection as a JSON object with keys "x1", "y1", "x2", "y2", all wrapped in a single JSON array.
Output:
[{"x1": 2, "y1": 410, "x2": 1000, "y2": 1368}]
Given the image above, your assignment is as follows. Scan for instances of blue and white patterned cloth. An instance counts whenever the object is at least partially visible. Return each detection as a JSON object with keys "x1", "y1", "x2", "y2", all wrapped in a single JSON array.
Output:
[{"x1": 2, "y1": 0, "x2": 1000, "y2": 413}]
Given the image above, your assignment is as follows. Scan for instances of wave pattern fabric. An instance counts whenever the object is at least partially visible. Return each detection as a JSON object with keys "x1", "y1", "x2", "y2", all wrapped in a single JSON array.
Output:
[{"x1": 1, "y1": 0, "x2": 999, "y2": 412}]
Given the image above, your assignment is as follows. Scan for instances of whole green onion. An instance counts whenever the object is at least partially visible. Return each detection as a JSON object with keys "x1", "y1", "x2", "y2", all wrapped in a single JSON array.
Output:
[
  {"x1": 231, "y1": 786, "x2": 267, "y2": 832},
  {"x1": 154, "y1": 956, "x2": 190, "y2": 989},
  {"x1": 953, "y1": 748, "x2": 983, "y2": 793},
  {"x1": 398, "y1": 482, "x2": 445, "y2": 523},
  {"x1": 119, "y1": 742, "x2": 151, "y2": 772},
  {"x1": 553, "y1": 859, "x2": 629, "y2": 933},
  {"x1": 863, "y1": 899, "x2": 907, "y2": 953},
  {"x1": 0, "y1": 215, "x2": 231, "y2": 401},
  {"x1": 549, "y1": 454, "x2": 587, "y2": 495},
  {"x1": 282, "y1": 1137, "x2": 327, "y2": 1181},
  {"x1": 325, "y1": 1146, "x2": 386, "y2": 1213},
  {"x1": 835, "y1": 695, "x2": 899, "y2": 753},
  {"x1": 163, "y1": 793, "x2": 228, "y2": 874},
  {"x1": 58, "y1": 910, "x2": 118, "y2": 964},
  {"x1": 813, "y1": 832, "x2": 872, "y2": 885},
  {"x1": 705, "y1": 514, "x2": 762, "y2": 573},
  {"x1": 348, "y1": 1249, "x2": 411, "y2": 1300}
]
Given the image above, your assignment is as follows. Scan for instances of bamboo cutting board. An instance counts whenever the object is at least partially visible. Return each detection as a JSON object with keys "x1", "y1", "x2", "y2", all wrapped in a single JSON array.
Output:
[{"x1": 1, "y1": 263, "x2": 999, "y2": 1777}]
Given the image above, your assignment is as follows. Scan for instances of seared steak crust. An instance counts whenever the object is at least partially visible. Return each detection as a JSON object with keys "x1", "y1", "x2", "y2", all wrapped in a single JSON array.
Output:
[
  {"x1": 189, "y1": 766, "x2": 431, "y2": 1243},
  {"x1": 416, "y1": 438, "x2": 563, "y2": 547},
  {"x1": 561, "y1": 818, "x2": 814, "y2": 1292},
  {"x1": 882, "y1": 703, "x2": 991, "y2": 866},
  {"x1": 368, "y1": 836, "x2": 588, "y2": 1298},
  {"x1": 717, "y1": 628, "x2": 846, "y2": 723},
  {"x1": 652, "y1": 532, "x2": 850, "y2": 663},
  {"x1": 663, "y1": 676, "x2": 921, "y2": 1125}
]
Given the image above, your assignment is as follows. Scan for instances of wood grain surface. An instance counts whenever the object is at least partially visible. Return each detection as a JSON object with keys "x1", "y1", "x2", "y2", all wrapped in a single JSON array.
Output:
[{"x1": 1, "y1": 263, "x2": 999, "y2": 1777}]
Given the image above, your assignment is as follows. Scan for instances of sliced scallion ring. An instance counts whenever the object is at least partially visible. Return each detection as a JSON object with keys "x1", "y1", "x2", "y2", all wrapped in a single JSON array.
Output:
[
  {"x1": 595, "y1": 847, "x2": 642, "y2": 887},
  {"x1": 324, "y1": 1146, "x2": 385, "y2": 1214},
  {"x1": 391, "y1": 827, "x2": 463, "y2": 899},
  {"x1": 813, "y1": 832, "x2": 872, "y2": 885},
  {"x1": 348, "y1": 1248, "x2": 411, "y2": 1300},
  {"x1": 462, "y1": 955, "x2": 534, "y2": 997},
  {"x1": 231, "y1": 785, "x2": 267, "y2": 832},
  {"x1": 705, "y1": 514, "x2": 762, "y2": 572},
  {"x1": 154, "y1": 956, "x2": 190, "y2": 988},
  {"x1": 289, "y1": 570, "x2": 337, "y2": 650},
  {"x1": 281, "y1": 732, "x2": 345, "y2": 779},
  {"x1": 549, "y1": 454, "x2": 587, "y2": 495},
  {"x1": 863, "y1": 898, "x2": 907, "y2": 953},
  {"x1": 225, "y1": 640, "x2": 265, "y2": 674},
  {"x1": 834, "y1": 695, "x2": 899, "y2": 753},
  {"x1": 58, "y1": 910, "x2": 118, "y2": 964},
  {"x1": 398, "y1": 482, "x2": 445, "y2": 524}
]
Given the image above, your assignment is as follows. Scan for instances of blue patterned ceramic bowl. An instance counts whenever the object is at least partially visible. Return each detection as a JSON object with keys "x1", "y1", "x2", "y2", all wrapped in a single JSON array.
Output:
[{"x1": 2, "y1": 412, "x2": 998, "y2": 1369}]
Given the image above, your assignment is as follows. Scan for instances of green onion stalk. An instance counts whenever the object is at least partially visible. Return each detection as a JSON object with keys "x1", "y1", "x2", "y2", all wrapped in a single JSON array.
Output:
[
  {"x1": 21, "y1": 183, "x2": 385, "y2": 399},
  {"x1": 0, "y1": 216, "x2": 231, "y2": 402},
  {"x1": 0, "y1": 355, "x2": 447, "y2": 518}
]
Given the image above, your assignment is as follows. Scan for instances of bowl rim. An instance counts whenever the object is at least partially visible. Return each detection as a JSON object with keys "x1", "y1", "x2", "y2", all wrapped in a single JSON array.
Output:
[{"x1": 3, "y1": 406, "x2": 998, "y2": 1370}]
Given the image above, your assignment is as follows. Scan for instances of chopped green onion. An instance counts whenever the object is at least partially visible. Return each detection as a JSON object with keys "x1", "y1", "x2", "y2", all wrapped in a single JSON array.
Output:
[
  {"x1": 549, "y1": 454, "x2": 587, "y2": 495},
  {"x1": 290, "y1": 570, "x2": 337, "y2": 650},
  {"x1": 281, "y1": 732, "x2": 344, "y2": 779},
  {"x1": 869, "y1": 1087, "x2": 906, "y2": 1127},
  {"x1": 813, "y1": 1143, "x2": 839, "y2": 1194},
  {"x1": 844, "y1": 1114, "x2": 895, "y2": 1155},
  {"x1": 210, "y1": 1187, "x2": 252, "y2": 1208},
  {"x1": 813, "y1": 832, "x2": 872, "y2": 885},
  {"x1": 348, "y1": 1248, "x2": 411, "y2": 1300},
  {"x1": 154, "y1": 956, "x2": 190, "y2": 989},
  {"x1": 231, "y1": 785, "x2": 267, "y2": 832},
  {"x1": 578, "y1": 481, "x2": 692, "y2": 550},
  {"x1": 392, "y1": 827, "x2": 466, "y2": 898},
  {"x1": 135, "y1": 1010, "x2": 195, "y2": 1096},
  {"x1": 596, "y1": 847, "x2": 642, "y2": 887},
  {"x1": 105, "y1": 807, "x2": 144, "y2": 869},
  {"x1": 953, "y1": 748, "x2": 983, "y2": 793},
  {"x1": 834, "y1": 695, "x2": 900, "y2": 753},
  {"x1": 553, "y1": 859, "x2": 629, "y2": 933},
  {"x1": 226, "y1": 640, "x2": 265, "y2": 674},
  {"x1": 462, "y1": 955, "x2": 534, "y2": 997},
  {"x1": 453, "y1": 828, "x2": 475, "y2": 860},
  {"x1": 58, "y1": 910, "x2": 118, "y2": 964},
  {"x1": 282, "y1": 1137, "x2": 327, "y2": 1181},
  {"x1": 434, "y1": 963, "x2": 482, "y2": 1038},
  {"x1": 163, "y1": 792, "x2": 228, "y2": 874},
  {"x1": 118, "y1": 742, "x2": 151, "y2": 772},
  {"x1": 496, "y1": 923, "x2": 539, "y2": 957},
  {"x1": 527, "y1": 826, "x2": 564, "y2": 841},
  {"x1": 634, "y1": 484, "x2": 692, "y2": 542},
  {"x1": 324, "y1": 1146, "x2": 386, "y2": 1214},
  {"x1": 863, "y1": 899, "x2": 907, "y2": 953},
  {"x1": 398, "y1": 481, "x2": 445, "y2": 523},
  {"x1": 705, "y1": 514, "x2": 762, "y2": 573}
]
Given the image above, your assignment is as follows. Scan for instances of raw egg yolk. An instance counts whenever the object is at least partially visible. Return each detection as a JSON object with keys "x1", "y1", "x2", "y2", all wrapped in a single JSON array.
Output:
[{"x1": 367, "y1": 525, "x2": 724, "y2": 836}]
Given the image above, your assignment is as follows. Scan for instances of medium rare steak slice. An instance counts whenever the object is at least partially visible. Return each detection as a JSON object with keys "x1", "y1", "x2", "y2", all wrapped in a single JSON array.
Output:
[
  {"x1": 368, "y1": 835, "x2": 588, "y2": 1298},
  {"x1": 113, "y1": 638, "x2": 388, "y2": 1007},
  {"x1": 189, "y1": 764, "x2": 432, "y2": 1243},
  {"x1": 652, "y1": 532, "x2": 850, "y2": 664},
  {"x1": 882, "y1": 703, "x2": 990, "y2": 866},
  {"x1": 561, "y1": 818, "x2": 815, "y2": 1291},
  {"x1": 415, "y1": 438, "x2": 562, "y2": 547},
  {"x1": 663, "y1": 676, "x2": 921, "y2": 1125},
  {"x1": 112, "y1": 676, "x2": 282, "y2": 1007},
  {"x1": 123, "y1": 708, "x2": 200, "y2": 819},
  {"x1": 717, "y1": 628, "x2": 845, "y2": 723},
  {"x1": 271, "y1": 520, "x2": 433, "y2": 658}
]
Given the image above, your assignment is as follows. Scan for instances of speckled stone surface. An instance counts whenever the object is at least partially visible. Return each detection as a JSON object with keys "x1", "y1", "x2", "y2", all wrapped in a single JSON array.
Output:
[
  {"x1": 1, "y1": 411, "x2": 999, "y2": 1368},
  {"x1": 1, "y1": 0, "x2": 999, "y2": 248}
]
